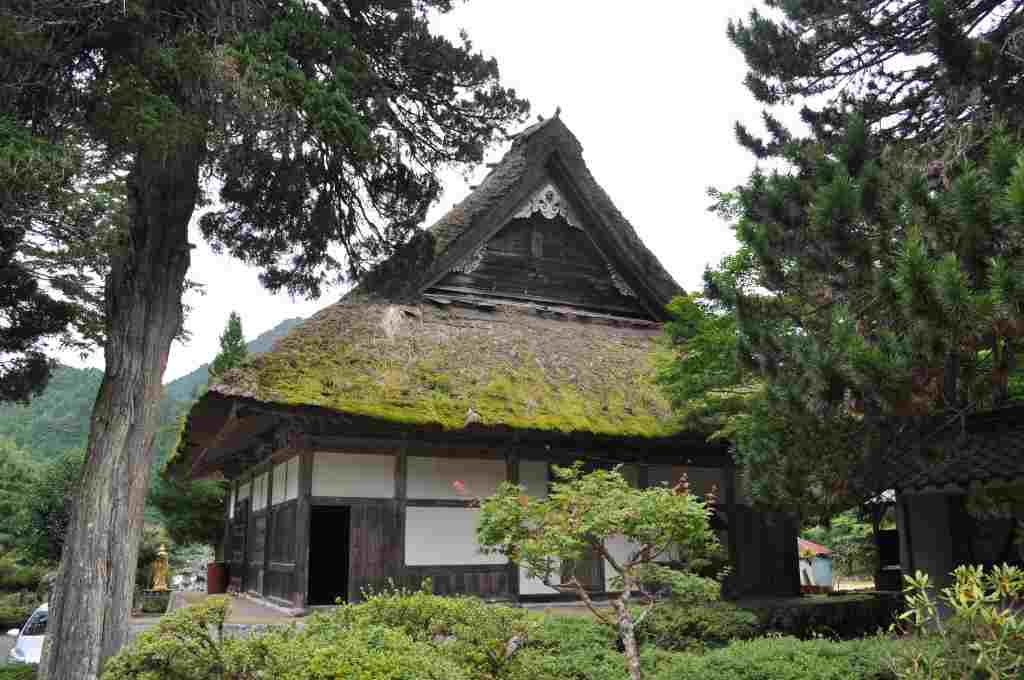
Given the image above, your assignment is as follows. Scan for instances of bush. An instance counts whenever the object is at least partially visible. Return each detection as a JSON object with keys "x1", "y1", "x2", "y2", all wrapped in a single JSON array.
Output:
[
  {"x1": 0, "y1": 665, "x2": 38, "y2": 680},
  {"x1": 746, "y1": 593, "x2": 902, "y2": 640},
  {"x1": 329, "y1": 583, "x2": 535, "y2": 680},
  {"x1": 0, "y1": 555, "x2": 45, "y2": 593},
  {"x1": 636, "y1": 600, "x2": 760, "y2": 653},
  {"x1": 893, "y1": 564, "x2": 1023, "y2": 679},
  {"x1": 520, "y1": 614, "x2": 632, "y2": 680},
  {"x1": 0, "y1": 591, "x2": 39, "y2": 629},
  {"x1": 650, "y1": 635, "x2": 911, "y2": 680}
]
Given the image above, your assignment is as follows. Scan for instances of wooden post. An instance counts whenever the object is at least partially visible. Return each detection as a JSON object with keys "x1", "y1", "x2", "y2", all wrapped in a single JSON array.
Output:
[
  {"x1": 506, "y1": 448, "x2": 520, "y2": 601},
  {"x1": 396, "y1": 442, "x2": 408, "y2": 590},
  {"x1": 263, "y1": 463, "x2": 274, "y2": 597},
  {"x1": 293, "y1": 451, "x2": 314, "y2": 609}
]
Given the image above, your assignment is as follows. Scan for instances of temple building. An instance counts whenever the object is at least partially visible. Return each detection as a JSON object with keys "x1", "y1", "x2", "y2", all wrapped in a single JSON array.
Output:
[{"x1": 172, "y1": 116, "x2": 798, "y2": 611}]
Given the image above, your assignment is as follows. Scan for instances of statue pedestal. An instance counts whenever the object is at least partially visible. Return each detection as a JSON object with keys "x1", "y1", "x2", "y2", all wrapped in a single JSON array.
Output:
[{"x1": 140, "y1": 589, "x2": 171, "y2": 614}]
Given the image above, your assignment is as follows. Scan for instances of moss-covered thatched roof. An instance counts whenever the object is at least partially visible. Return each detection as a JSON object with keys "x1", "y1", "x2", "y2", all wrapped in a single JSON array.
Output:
[
  {"x1": 176, "y1": 116, "x2": 694, "y2": 478},
  {"x1": 209, "y1": 301, "x2": 675, "y2": 436}
]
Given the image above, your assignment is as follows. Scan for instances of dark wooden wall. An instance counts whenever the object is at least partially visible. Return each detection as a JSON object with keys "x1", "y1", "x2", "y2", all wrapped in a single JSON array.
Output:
[
  {"x1": 725, "y1": 505, "x2": 800, "y2": 598},
  {"x1": 430, "y1": 214, "x2": 648, "y2": 318},
  {"x1": 347, "y1": 501, "x2": 403, "y2": 601}
]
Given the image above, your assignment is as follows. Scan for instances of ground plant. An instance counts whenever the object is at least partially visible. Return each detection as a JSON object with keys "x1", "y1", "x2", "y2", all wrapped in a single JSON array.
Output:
[
  {"x1": 477, "y1": 463, "x2": 722, "y2": 680},
  {"x1": 892, "y1": 564, "x2": 1024, "y2": 679}
]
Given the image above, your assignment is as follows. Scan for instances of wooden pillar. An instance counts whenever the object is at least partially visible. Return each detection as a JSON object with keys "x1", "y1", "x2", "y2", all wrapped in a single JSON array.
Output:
[
  {"x1": 293, "y1": 451, "x2": 314, "y2": 609},
  {"x1": 218, "y1": 479, "x2": 233, "y2": 565},
  {"x1": 506, "y1": 448, "x2": 520, "y2": 601},
  {"x1": 395, "y1": 442, "x2": 408, "y2": 591},
  {"x1": 722, "y1": 461, "x2": 740, "y2": 599},
  {"x1": 262, "y1": 463, "x2": 274, "y2": 597}
]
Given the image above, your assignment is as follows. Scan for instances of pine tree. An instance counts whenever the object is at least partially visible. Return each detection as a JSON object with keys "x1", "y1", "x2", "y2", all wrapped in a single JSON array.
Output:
[
  {"x1": 208, "y1": 312, "x2": 247, "y2": 382},
  {"x1": 665, "y1": 118, "x2": 1024, "y2": 521},
  {"x1": 728, "y1": 1, "x2": 1024, "y2": 152}
]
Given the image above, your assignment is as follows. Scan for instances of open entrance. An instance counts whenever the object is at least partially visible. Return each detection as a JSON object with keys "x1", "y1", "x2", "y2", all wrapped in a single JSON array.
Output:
[{"x1": 307, "y1": 506, "x2": 351, "y2": 605}]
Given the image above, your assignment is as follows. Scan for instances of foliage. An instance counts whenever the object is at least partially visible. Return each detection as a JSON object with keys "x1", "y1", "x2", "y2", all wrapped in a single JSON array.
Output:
[
  {"x1": 17, "y1": 449, "x2": 83, "y2": 563},
  {"x1": 635, "y1": 599, "x2": 760, "y2": 654},
  {"x1": 727, "y1": 1, "x2": 1024, "y2": 148},
  {"x1": 330, "y1": 582, "x2": 534, "y2": 680},
  {"x1": 894, "y1": 564, "x2": 1024, "y2": 679},
  {"x1": 650, "y1": 634, "x2": 918, "y2": 680},
  {"x1": 0, "y1": 439, "x2": 37, "y2": 548},
  {"x1": 0, "y1": 367, "x2": 102, "y2": 463},
  {"x1": 657, "y1": 290, "x2": 760, "y2": 438},
  {"x1": 478, "y1": 463, "x2": 722, "y2": 680},
  {"x1": 750, "y1": 594, "x2": 904, "y2": 641},
  {"x1": 678, "y1": 115, "x2": 1024, "y2": 521},
  {"x1": 208, "y1": 311, "x2": 247, "y2": 383},
  {"x1": 803, "y1": 510, "x2": 878, "y2": 578},
  {"x1": 0, "y1": 665, "x2": 38, "y2": 680},
  {"x1": 0, "y1": 554, "x2": 45, "y2": 593},
  {"x1": 0, "y1": 115, "x2": 85, "y2": 403},
  {"x1": 147, "y1": 475, "x2": 226, "y2": 550},
  {"x1": 0, "y1": 591, "x2": 39, "y2": 629},
  {"x1": 520, "y1": 614, "x2": 647, "y2": 680},
  {"x1": 103, "y1": 594, "x2": 470, "y2": 680}
]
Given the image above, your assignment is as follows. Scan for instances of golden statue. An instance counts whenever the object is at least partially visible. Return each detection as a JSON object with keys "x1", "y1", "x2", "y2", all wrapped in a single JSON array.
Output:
[{"x1": 150, "y1": 544, "x2": 170, "y2": 592}]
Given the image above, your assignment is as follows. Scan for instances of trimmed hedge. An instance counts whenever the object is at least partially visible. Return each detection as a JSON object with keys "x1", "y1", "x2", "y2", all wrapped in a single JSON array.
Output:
[
  {"x1": 0, "y1": 666, "x2": 37, "y2": 680},
  {"x1": 650, "y1": 635, "x2": 913, "y2": 680},
  {"x1": 636, "y1": 600, "x2": 760, "y2": 653},
  {"x1": 747, "y1": 593, "x2": 903, "y2": 640}
]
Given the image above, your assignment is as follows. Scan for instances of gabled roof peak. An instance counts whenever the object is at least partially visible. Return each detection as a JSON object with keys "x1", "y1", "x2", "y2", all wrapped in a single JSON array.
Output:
[{"x1": 355, "y1": 115, "x2": 682, "y2": 317}]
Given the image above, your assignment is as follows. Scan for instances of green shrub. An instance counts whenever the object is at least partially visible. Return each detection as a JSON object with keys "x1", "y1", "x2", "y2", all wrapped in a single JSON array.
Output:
[
  {"x1": 0, "y1": 555, "x2": 45, "y2": 592},
  {"x1": 519, "y1": 614, "x2": 630, "y2": 680},
  {"x1": 0, "y1": 591, "x2": 38, "y2": 629},
  {"x1": 0, "y1": 665, "x2": 38, "y2": 680},
  {"x1": 747, "y1": 593, "x2": 903, "y2": 640},
  {"x1": 635, "y1": 600, "x2": 760, "y2": 653},
  {"x1": 893, "y1": 564, "x2": 1023, "y2": 679},
  {"x1": 650, "y1": 635, "x2": 910, "y2": 680},
  {"x1": 329, "y1": 582, "x2": 536, "y2": 680},
  {"x1": 102, "y1": 595, "x2": 469, "y2": 680}
]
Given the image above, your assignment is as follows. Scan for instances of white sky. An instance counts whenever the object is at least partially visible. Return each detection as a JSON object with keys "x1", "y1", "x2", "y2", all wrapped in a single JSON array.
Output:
[{"x1": 65, "y1": 0, "x2": 773, "y2": 382}]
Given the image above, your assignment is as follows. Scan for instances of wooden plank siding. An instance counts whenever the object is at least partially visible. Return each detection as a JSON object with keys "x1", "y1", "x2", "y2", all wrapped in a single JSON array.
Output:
[{"x1": 429, "y1": 214, "x2": 649, "y2": 318}]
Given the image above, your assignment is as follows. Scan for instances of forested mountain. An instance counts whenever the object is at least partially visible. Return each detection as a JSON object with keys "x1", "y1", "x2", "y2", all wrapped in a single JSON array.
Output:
[{"x1": 0, "y1": 316, "x2": 304, "y2": 463}]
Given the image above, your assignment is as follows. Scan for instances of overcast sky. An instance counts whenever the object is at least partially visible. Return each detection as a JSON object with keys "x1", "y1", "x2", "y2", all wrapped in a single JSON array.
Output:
[{"x1": 64, "y1": 0, "x2": 772, "y2": 382}]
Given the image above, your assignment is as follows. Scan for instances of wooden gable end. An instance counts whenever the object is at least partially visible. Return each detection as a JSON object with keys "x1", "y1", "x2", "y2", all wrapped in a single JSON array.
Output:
[{"x1": 426, "y1": 182, "x2": 652, "y2": 319}]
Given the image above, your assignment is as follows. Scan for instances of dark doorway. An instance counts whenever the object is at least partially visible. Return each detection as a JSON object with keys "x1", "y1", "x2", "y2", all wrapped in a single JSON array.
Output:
[{"x1": 308, "y1": 506, "x2": 351, "y2": 605}]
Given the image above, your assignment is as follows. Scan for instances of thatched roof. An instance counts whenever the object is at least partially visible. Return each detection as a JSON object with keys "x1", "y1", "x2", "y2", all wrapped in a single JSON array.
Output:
[{"x1": 174, "y1": 117, "x2": 696, "y2": 479}]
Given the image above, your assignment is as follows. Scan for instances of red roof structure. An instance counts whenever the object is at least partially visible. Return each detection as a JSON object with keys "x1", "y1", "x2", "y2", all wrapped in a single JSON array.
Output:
[{"x1": 798, "y1": 538, "x2": 832, "y2": 557}]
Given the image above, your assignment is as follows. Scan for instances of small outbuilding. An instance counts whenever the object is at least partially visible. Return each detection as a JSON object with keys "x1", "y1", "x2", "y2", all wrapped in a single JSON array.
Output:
[
  {"x1": 890, "y1": 403, "x2": 1024, "y2": 590},
  {"x1": 171, "y1": 116, "x2": 799, "y2": 610}
]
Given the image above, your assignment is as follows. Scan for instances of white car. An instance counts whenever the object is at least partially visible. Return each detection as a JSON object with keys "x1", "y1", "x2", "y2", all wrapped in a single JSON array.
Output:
[{"x1": 6, "y1": 602, "x2": 47, "y2": 665}]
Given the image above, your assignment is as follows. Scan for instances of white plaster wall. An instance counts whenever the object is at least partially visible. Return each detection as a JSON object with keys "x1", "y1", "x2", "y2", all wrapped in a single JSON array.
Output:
[
  {"x1": 518, "y1": 459, "x2": 559, "y2": 594},
  {"x1": 604, "y1": 534, "x2": 640, "y2": 591},
  {"x1": 228, "y1": 487, "x2": 235, "y2": 519},
  {"x1": 648, "y1": 466, "x2": 724, "y2": 500},
  {"x1": 286, "y1": 456, "x2": 299, "y2": 500},
  {"x1": 406, "y1": 456, "x2": 505, "y2": 499},
  {"x1": 519, "y1": 459, "x2": 548, "y2": 498},
  {"x1": 237, "y1": 479, "x2": 250, "y2": 502},
  {"x1": 252, "y1": 472, "x2": 268, "y2": 511},
  {"x1": 312, "y1": 452, "x2": 395, "y2": 498},
  {"x1": 272, "y1": 463, "x2": 287, "y2": 505},
  {"x1": 404, "y1": 507, "x2": 507, "y2": 566}
]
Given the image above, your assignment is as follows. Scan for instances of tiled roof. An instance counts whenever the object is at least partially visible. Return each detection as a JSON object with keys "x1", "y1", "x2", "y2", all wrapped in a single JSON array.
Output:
[{"x1": 890, "y1": 403, "x2": 1024, "y2": 492}]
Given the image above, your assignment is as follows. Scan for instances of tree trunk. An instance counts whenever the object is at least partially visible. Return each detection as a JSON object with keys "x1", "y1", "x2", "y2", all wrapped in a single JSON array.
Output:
[
  {"x1": 38, "y1": 143, "x2": 202, "y2": 680},
  {"x1": 610, "y1": 594, "x2": 643, "y2": 680}
]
